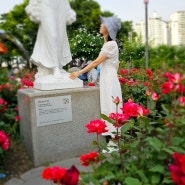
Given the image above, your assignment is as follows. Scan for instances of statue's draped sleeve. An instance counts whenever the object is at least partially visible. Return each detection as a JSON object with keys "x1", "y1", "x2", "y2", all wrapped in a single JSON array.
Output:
[
  {"x1": 25, "y1": 0, "x2": 41, "y2": 24},
  {"x1": 66, "y1": 3, "x2": 76, "y2": 25}
]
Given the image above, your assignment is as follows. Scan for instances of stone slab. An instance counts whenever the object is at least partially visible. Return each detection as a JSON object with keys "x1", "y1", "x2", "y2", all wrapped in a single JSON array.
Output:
[
  {"x1": 17, "y1": 87, "x2": 104, "y2": 166},
  {"x1": 34, "y1": 74, "x2": 83, "y2": 90}
]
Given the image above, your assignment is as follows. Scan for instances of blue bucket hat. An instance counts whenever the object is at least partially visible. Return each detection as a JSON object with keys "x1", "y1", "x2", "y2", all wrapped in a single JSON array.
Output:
[{"x1": 100, "y1": 15, "x2": 121, "y2": 40}]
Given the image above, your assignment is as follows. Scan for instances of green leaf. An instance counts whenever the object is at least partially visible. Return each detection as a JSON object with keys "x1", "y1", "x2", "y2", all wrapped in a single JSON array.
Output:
[
  {"x1": 100, "y1": 113, "x2": 113, "y2": 123},
  {"x1": 150, "y1": 174, "x2": 161, "y2": 184},
  {"x1": 146, "y1": 137, "x2": 163, "y2": 150},
  {"x1": 121, "y1": 122, "x2": 131, "y2": 133},
  {"x1": 170, "y1": 146, "x2": 185, "y2": 153},
  {"x1": 149, "y1": 165, "x2": 165, "y2": 174},
  {"x1": 172, "y1": 137, "x2": 184, "y2": 146},
  {"x1": 157, "y1": 151, "x2": 168, "y2": 160},
  {"x1": 136, "y1": 170, "x2": 149, "y2": 183},
  {"x1": 0, "y1": 147, "x2": 3, "y2": 154},
  {"x1": 148, "y1": 100, "x2": 155, "y2": 111},
  {"x1": 162, "y1": 148, "x2": 174, "y2": 154},
  {"x1": 161, "y1": 104, "x2": 171, "y2": 115},
  {"x1": 92, "y1": 140, "x2": 98, "y2": 146},
  {"x1": 124, "y1": 177, "x2": 142, "y2": 185},
  {"x1": 162, "y1": 177, "x2": 173, "y2": 184}
]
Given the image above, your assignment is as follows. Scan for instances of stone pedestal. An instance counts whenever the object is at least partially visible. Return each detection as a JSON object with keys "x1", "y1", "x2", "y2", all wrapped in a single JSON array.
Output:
[
  {"x1": 17, "y1": 87, "x2": 104, "y2": 166},
  {"x1": 34, "y1": 72, "x2": 83, "y2": 90}
]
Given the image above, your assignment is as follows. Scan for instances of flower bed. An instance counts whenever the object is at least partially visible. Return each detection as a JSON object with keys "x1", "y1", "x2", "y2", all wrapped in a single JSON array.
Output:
[{"x1": 41, "y1": 64, "x2": 185, "y2": 185}]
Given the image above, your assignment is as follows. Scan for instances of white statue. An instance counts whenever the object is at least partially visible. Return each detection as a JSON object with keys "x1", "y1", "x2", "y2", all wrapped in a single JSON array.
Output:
[{"x1": 25, "y1": 0, "x2": 83, "y2": 90}]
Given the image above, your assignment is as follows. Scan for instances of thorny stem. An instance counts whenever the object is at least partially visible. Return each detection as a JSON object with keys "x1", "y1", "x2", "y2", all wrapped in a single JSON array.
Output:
[
  {"x1": 168, "y1": 92, "x2": 176, "y2": 147},
  {"x1": 146, "y1": 96, "x2": 149, "y2": 110},
  {"x1": 137, "y1": 118, "x2": 142, "y2": 162},
  {"x1": 96, "y1": 134, "x2": 102, "y2": 165},
  {"x1": 115, "y1": 104, "x2": 124, "y2": 171},
  {"x1": 96, "y1": 134, "x2": 101, "y2": 153},
  {"x1": 153, "y1": 101, "x2": 157, "y2": 120},
  {"x1": 138, "y1": 119, "x2": 141, "y2": 143}
]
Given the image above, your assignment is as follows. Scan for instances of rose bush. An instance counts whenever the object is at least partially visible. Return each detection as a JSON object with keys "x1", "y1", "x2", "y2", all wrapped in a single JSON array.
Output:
[
  {"x1": 0, "y1": 67, "x2": 35, "y2": 176},
  {"x1": 0, "y1": 67, "x2": 35, "y2": 137},
  {"x1": 0, "y1": 130, "x2": 10, "y2": 152},
  {"x1": 41, "y1": 64, "x2": 185, "y2": 185},
  {"x1": 169, "y1": 153, "x2": 185, "y2": 185},
  {"x1": 0, "y1": 130, "x2": 10, "y2": 174},
  {"x1": 1, "y1": 62, "x2": 185, "y2": 184}
]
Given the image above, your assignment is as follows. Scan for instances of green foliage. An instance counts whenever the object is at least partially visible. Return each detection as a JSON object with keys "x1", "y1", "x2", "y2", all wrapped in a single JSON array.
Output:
[
  {"x1": 149, "y1": 45, "x2": 182, "y2": 70},
  {"x1": 120, "y1": 39, "x2": 185, "y2": 71},
  {"x1": 79, "y1": 64, "x2": 185, "y2": 185},
  {"x1": 0, "y1": 67, "x2": 9, "y2": 84},
  {"x1": 0, "y1": 68, "x2": 22, "y2": 138},
  {"x1": 69, "y1": 0, "x2": 101, "y2": 34},
  {"x1": 70, "y1": 27, "x2": 103, "y2": 60},
  {"x1": 0, "y1": 0, "x2": 35, "y2": 57},
  {"x1": 120, "y1": 36, "x2": 145, "y2": 69}
]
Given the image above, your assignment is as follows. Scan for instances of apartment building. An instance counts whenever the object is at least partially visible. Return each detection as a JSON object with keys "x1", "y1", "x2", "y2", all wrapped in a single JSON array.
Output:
[
  {"x1": 134, "y1": 11, "x2": 185, "y2": 46},
  {"x1": 170, "y1": 11, "x2": 185, "y2": 45}
]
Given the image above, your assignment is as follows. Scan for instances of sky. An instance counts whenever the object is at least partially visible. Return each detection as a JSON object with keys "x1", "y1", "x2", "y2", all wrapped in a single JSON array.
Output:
[{"x1": 0, "y1": 0, "x2": 185, "y2": 24}]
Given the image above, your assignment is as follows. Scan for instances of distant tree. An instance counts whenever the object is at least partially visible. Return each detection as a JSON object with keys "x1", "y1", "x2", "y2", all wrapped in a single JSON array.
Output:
[
  {"x1": 120, "y1": 36, "x2": 145, "y2": 69},
  {"x1": 0, "y1": 0, "x2": 37, "y2": 67},
  {"x1": 69, "y1": 0, "x2": 101, "y2": 34},
  {"x1": 176, "y1": 45, "x2": 185, "y2": 61},
  {"x1": 0, "y1": 0, "x2": 36, "y2": 55}
]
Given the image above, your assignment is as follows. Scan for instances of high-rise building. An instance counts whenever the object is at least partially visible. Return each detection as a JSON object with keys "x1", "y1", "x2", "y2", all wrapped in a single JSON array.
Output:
[
  {"x1": 134, "y1": 11, "x2": 185, "y2": 47},
  {"x1": 170, "y1": 11, "x2": 185, "y2": 45}
]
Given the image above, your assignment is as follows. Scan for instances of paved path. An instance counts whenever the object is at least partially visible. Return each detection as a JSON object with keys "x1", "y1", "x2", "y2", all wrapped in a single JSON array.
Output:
[{"x1": 4, "y1": 157, "x2": 91, "y2": 185}]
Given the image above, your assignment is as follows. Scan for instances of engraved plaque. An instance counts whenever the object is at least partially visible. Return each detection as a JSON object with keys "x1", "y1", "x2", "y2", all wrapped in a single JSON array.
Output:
[{"x1": 35, "y1": 95, "x2": 72, "y2": 126}]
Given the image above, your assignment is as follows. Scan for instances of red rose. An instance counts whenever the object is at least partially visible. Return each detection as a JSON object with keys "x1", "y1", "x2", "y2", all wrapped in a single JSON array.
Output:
[
  {"x1": 51, "y1": 167, "x2": 66, "y2": 183},
  {"x1": 0, "y1": 130, "x2": 10, "y2": 151},
  {"x1": 146, "y1": 69, "x2": 152, "y2": 76},
  {"x1": 120, "y1": 69, "x2": 128, "y2": 75},
  {"x1": 143, "y1": 81, "x2": 150, "y2": 87},
  {"x1": 118, "y1": 77, "x2": 127, "y2": 84},
  {"x1": 113, "y1": 96, "x2": 120, "y2": 105},
  {"x1": 169, "y1": 73, "x2": 182, "y2": 84},
  {"x1": 15, "y1": 106, "x2": 19, "y2": 112},
  {"x1": 178, "y1": 96, "x2": 185, "y2": 107},
  {"x1": 42, "y1": 166, "x2": 79, "y2": 185},
  {"x1": 21, "y1": 79, "x2": 34, "y2": 88},
  {"x1": 109, "y1": 113, "x2": 129, "y2": 128},
  {"x1": 60, "y1": 165, "x2": 79, "y2": 185},
  {"x1": 88, "y1": 82, "x2": 95, "y2": 86},
  {"x1": 137, "y1": 105, "x2": 149, "y2": 116},
  {"x1": 0, "y1": 98, "x2": 7, "y2": 112},
  {"x1": 146, "y1": 89, "x2": 152, "y2": 96},
  {"x1": 169, "y1": 153, "x2": 185, "y2": 185},
  {"x1": 80, "y1": 152, "x2": 99, "y2": 166},
  {"x1": 175, "y1": 84, "x2": 185, "y2": 94},
  {"x1": 121, "y1": 100, "x2": 149, "y2": 118},
  {"x1": 161, "y1": 81, "x2": 174, "y2": 94},
  {"x1": 164, "y1": 72, "x2": 171, "y2": 78},
  {"x1": 151, "y1": 92, "x2": 160, "y2": 101},
  {"x1": 42, "y1": 167, "x2": 52, "y2": 180},
  {"x1": 86, "y1": 119, "x2": 108, "y2": 134},
  {"x1": 15, "y1": 115, "x2": 21, "y2": 121}
]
